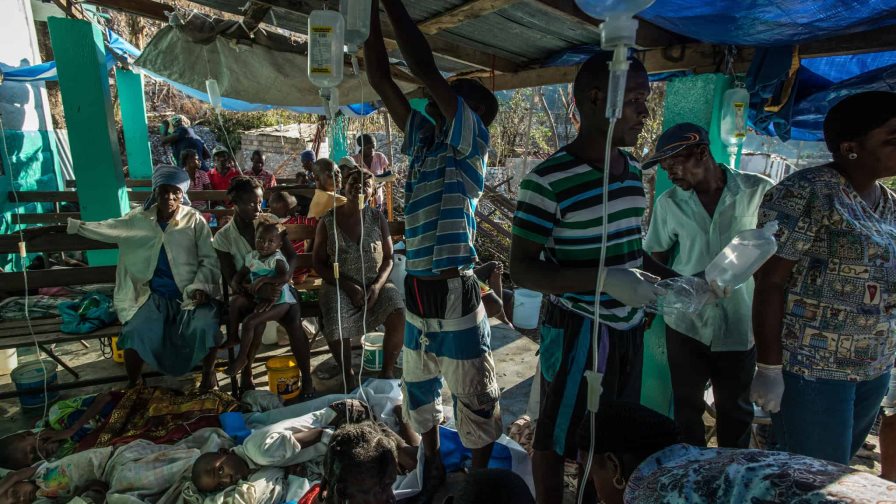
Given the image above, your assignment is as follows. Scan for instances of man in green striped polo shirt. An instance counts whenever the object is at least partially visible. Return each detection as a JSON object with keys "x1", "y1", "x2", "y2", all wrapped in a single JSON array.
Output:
[{"x1": 511, "y1": 53, "x2": 676, "y2": 504}]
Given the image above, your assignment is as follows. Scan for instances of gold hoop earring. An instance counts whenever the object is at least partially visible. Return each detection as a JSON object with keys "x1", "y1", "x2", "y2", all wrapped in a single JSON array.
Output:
[{"x1": 613, "y1": 474, "x2": 626, "y2": 489}]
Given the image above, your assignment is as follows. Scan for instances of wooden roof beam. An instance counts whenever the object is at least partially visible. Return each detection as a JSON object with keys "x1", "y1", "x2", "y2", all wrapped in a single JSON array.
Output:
[
  {"x1": 418, "y1": 0, "x2": 525, "y2": 35},
  {"x1": 82, "y1": 0, "x2": 170, "y2": 20},
  {"x1": 801, "y1": 26, "x2": 896, "y2": 58}
]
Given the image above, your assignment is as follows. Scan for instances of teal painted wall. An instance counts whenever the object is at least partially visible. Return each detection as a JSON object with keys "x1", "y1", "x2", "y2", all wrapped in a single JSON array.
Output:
[
  {"x1": 0, "y1": 0, "x2": 64, "y2": 271},
  {"x1": 641, "y1": 73, "x2": 740, "y2": 417},
  {"x1": 49, "y1": 17, "x2": 128, "y2": 266}
]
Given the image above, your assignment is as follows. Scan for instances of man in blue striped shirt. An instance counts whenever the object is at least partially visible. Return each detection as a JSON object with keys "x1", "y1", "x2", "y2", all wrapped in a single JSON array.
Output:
[{"x1": 365, "y1": 0, "x2": 502, "y2": 499}]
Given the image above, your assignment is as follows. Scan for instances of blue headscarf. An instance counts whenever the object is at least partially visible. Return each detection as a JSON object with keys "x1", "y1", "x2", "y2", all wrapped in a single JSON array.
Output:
[
  {"x1": 300, "y1": 150, "x2": 316, "y2": 163},
  {"x1": 143, "y1": 165, "x2": 192, "y2": 210}
]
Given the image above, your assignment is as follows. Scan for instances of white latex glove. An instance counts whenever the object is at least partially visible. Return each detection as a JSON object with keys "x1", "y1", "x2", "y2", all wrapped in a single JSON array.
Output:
[
  {"x1": 750, "y1": 363, "x2": 785, "y2": 413},
  {"x1": 708, "y1": 279, "x2": 733, "y2": 300},
  {"x1": 603, "y1": 268, "x2": 666, "y2": 308}
]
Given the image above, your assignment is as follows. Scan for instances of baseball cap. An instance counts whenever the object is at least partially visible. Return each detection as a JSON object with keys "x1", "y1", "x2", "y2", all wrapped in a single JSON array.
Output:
[
  {"x1": 338, "y1": 156, "x2": 359, "y2": 169},
  {"x1": 642, "y1": 123, "x2": 710, "y2": 170}
]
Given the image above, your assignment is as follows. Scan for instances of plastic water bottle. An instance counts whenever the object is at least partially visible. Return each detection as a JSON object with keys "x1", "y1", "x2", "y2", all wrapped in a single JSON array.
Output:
[
  {"x1": 307, "y1": 10, "x2": 345, "y2": 90},
  {"x1": 705, "y1": 221, "x2": 779, "y2": 290},
  {"x1": 646, "y1": 277, "x2": 711, "y2": 315}
]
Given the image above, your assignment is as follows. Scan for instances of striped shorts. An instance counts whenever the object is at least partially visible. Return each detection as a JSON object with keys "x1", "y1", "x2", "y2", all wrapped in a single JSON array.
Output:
[{"x1": 401, "y1": 272, "x2": 503, "y2": 449}]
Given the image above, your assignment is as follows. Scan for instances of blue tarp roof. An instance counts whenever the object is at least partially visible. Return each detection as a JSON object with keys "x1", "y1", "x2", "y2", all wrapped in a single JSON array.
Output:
[
  {"x1": 1, "y1": 28, "x2": 375, "y2": 117},
  {"x1": 546, "y1": 1, "x2": 896, "y2": 141},
  {"x1": 639, "y1": 0, "x2": 896, "y2": 47}
]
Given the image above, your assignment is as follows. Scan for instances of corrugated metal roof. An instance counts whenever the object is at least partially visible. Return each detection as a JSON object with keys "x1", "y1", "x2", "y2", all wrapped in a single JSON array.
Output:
[{"x1": 183, "y1": 0, "x2": 616, "y2": 74}]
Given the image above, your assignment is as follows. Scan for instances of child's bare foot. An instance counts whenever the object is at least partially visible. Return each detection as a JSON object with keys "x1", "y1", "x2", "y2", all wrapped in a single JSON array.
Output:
[{"x1": 225, "y1": 355, "x2": 248, "y2": 376}]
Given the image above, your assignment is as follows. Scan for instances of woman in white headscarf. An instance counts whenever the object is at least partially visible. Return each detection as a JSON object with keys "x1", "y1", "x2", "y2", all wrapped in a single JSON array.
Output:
[{"x1": 64, "y1": 166, "x2": 223, "y2": 388}]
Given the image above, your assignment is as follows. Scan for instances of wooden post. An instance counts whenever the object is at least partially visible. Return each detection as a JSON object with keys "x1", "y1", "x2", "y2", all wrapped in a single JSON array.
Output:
[
  {"x1": 115, "y1": 68, "x2": 153, "y2": 179},
  {"x1": 383, "y1": 111, "x2": 394, "y2": 221},
  {"x1": 48, "y1": 17, "x2": 128, "y2": 266}
]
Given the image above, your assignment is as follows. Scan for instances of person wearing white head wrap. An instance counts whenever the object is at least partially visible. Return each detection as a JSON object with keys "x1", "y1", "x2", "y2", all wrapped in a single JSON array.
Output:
[
  {"x1": 143, "y1": 165, "x2": 193, "y2": 210},
  {"x1": 64, "y1": 165, "x2": 223, "y2": 389}
]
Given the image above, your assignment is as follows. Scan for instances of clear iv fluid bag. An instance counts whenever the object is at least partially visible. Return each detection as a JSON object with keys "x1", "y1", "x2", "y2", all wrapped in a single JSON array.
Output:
[
  {"x1": 720, "y1": 85, "x2": 750, "y2": 148},
  {"x1": 705, "y1": 221, "x2": 779, "y2": 290},
  {"x1": 206, "y1": 79, "x2": 222, "y2": 111},
  {"x1": 574, "y1": 0, "x2": 656, "y2": 17},
  {"x1": 340, "y1": 0, "x2": 371, "y2": 53},
  {"x1": 308, "y1": 10, "x2": 345, "y2": 90}
]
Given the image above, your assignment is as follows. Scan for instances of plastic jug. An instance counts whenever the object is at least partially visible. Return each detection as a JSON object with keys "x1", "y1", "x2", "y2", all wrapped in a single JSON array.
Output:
[
  {"x1": 307, "y1": 10, "x2": 345, "y2": 90},
  {"x1": 389, "y1": 251, "x2": 407, "y2": 301},
  {"x1": 340, "y1": 0, "x2": 372, "y2": 54},
  {"x1": 513, "y1": 289, "x2": 543, "y2": 329},
  {"x1": 705, "y1": 221, "x2": 779, "y2": 290}
]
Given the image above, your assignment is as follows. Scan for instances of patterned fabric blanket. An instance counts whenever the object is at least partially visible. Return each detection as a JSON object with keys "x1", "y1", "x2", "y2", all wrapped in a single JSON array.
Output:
[{"x1": 78, "y1": 386, "x2": 239, "y2": 451}]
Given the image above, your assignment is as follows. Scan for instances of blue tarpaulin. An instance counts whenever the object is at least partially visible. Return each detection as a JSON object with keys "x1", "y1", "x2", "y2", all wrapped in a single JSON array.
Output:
[
  {"x1": 1, "y1": 28, "x2": 375, "y2": 117},
  {"x1": 546, "y1": 1, "x2": 896, "y2": 140},
  {"x1": 639, "y1": 0, "x2": 896, "y2": 47}
]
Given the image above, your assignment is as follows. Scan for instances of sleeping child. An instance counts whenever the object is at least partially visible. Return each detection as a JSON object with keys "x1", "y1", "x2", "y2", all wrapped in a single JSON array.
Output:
[
  {"x1": 190, "y1": 399, "x2": 419, "y2": 496},
  {"x1": 0, "y1": 392, "x2": 119, "y2": 471},
  {"x1": 1, "y1": 430, "x2": 230, "y2": 504}
]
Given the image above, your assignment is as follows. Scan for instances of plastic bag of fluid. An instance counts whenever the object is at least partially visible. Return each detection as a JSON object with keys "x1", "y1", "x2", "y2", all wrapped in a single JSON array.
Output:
[
  {"x1": 307, "y1": 10, "x2": 345, "y2": 90},
  {"x1": 645, "y1": 276, "x2": 712, "y2": 315},
  {"x1": 705, "y1": 221, "x2": 779, "y2": 290},
  {"x1": 720, "y1": 84, "x2": 750, "y2": 165},
  {"x1": 340, "y1": 0, "x2": 372, "y2": 54},
  {"x1": 574, "y1": 0, "x2": 655, "y2": 17}
]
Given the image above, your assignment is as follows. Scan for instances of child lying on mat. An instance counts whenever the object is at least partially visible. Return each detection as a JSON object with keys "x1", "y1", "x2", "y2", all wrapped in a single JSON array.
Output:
[
  {"x1": 191, "y1": 399, "x2": 420, "y2": 496},
  {"x1": 0, "y1": 392, "x2": 119, "y2": 471},
  {"x1": 190, "y1": 399, "x2": 361, "y2": 493},
  {"x1": 1, "y1": 430, "x2": 230, "y2": 504}
]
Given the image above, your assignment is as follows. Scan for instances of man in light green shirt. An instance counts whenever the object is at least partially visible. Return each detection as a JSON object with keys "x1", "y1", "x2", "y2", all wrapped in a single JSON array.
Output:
[{"x1": 644, "y1": 123, "x2": 774, "y2": 448}]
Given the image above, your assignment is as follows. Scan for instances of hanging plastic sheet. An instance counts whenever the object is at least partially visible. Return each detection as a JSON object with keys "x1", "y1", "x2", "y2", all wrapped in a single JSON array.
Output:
[{"x1": 1, "y1": 27, "x2": 380, "y2": 117}]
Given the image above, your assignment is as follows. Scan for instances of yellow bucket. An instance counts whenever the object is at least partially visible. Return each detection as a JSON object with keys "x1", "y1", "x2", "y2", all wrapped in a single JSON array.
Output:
[
  {"x1": 266, "y1": 356, "x2": 301, "y2": 400},
  {"x1": 111, "y1": 337, "x2": 125, "y2": 363}
]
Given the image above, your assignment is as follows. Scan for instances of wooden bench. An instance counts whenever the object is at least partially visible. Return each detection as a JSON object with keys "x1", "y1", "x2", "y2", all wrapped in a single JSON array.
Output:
[
  {"x1": 9, "y1": 188, "x2": 318, "y2": 226},
  {"x1": 0, "y1": 232, "x2": 120, "y2": 386}
]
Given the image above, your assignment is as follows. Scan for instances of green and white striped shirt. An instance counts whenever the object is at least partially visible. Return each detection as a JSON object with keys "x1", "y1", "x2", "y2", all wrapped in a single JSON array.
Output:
[{"x1": 512, "y1": 149, "x2": 646, "y2": 329}]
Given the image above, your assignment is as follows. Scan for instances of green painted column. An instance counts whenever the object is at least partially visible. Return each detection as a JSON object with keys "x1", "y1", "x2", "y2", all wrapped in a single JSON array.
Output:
[
  {"x1": 641, "y1": 73, "x2": 738, "y2": 417},
  {"x1": 48, "y1": 17, "x2": 128, "y2": 265},
  {"x1": 115, "y1": 68, "x2": 153, "y2": 179}
]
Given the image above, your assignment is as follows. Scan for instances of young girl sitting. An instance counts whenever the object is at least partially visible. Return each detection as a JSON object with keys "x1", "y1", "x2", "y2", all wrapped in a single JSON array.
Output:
[
  {"x1": 269, "y1": 190, "x2": 317, "y2": 285},
  {"x1": 224, "y1": 220, "x2": 299, "y2": 376}
]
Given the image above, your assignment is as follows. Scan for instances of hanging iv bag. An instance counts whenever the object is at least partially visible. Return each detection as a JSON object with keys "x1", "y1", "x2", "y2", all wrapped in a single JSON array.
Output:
[
  {"x1": 206, "y1": 79, "x2": 223, "y2": 111},
  {"x1": 308, "y1": 10, "x2": 345, "y2": 90},
  {"x1": 340, "y1": 0, "x2": 372, "y2": 54},
  {"x1": 720, "y1": 84, "x2": 750, "y2": 165}
]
